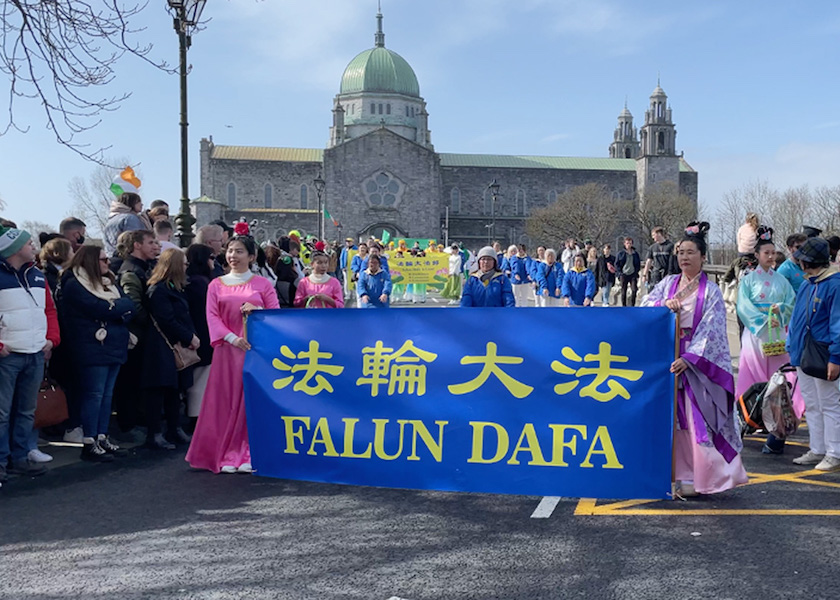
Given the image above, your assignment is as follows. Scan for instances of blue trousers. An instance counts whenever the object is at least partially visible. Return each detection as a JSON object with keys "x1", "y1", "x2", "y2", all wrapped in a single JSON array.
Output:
[
  {"x1": 78, "y1": 364, "x2": 121, "y2": 439},
  {"x1": 0, "y1": 352, "x2": 45, "y2": 464}
]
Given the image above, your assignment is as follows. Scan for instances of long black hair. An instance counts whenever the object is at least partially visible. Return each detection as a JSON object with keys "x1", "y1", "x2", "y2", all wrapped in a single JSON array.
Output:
[{"x1": 186, "y1": 243, "x2": 215, "y2": 279}]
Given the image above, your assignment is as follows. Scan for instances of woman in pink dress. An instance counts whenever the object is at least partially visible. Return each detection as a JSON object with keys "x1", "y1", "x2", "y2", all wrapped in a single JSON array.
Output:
[
  {"x1": 186, "y1": 234, "x2": 279, "y2": 473},
  {"x1": 294, "y1": 252, "x2": 344, "y2": 308}
]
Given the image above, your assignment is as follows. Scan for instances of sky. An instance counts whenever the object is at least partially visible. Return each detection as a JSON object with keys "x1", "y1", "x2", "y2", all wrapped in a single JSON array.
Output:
[{"x1": 1, "y1": 0, "x2": 839, "y2": 234}]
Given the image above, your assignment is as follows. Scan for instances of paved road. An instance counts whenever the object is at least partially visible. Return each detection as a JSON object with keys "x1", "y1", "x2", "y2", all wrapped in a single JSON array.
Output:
[
  {"x1": 4, "y1": 290, "x2": 834, "y2": 599},
  {"x1": 2, "y1": 424, "x2": 839, "y2": 600}
]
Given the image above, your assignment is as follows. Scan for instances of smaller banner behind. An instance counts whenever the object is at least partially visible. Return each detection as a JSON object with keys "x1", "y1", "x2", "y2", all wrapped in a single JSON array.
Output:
[
  {"x1": 244, "y1": 307, "x2": 676, "y2": 500},
  {"x1": 346, "y1": 250, "x2": 448, "y2": 286}
]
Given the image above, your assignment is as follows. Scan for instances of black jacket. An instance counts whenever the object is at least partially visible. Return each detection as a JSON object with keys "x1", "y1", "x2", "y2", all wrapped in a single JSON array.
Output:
[
  {"x1": 118, "y1": 255, "x2": 152, "y2": 338},
  {"x1": 185, "y1": 274, "x2": 213, "y2": 366},
  {"x1": 141, "y1": 282, "x2": 196, "y2": 389},
  {"x1": 594, "y1": 255, "x2": 616, "y2": 288},
  {"x1": 56, "y1": 271, "x2": 134, "y2": 367}
]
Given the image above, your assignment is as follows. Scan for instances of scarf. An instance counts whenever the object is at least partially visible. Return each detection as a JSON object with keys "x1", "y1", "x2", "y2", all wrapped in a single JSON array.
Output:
[
  {"x1": 108, "y1": 200, "x2": 133, "y2": 217},
  {"x1": 308, "y1": 272, "x2": 331, "y2": 284},
  {"x1": 366, "y1": 267, "x2": 381, "y2": 276},
  {"x1": 73, "y1": 267, "x2": 121, "y2": 303},
  {"x1": 479, "y1": 270, "x2": 496, "y2": 284},
  {"x1": 571, "y1": 266, "x2": 587, "y2": 274}
]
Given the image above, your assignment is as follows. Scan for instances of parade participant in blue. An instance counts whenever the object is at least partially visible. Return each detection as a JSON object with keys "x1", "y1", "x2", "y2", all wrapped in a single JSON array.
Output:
[
  {"x1": 776, "y1": 233, "x2": 808, "y2": 294},
  {"x1": 643, "y1": 221, "x2": 748, "y2": 497},
  {"x1": 735, "y1": 228, "x2": 802, "y2": 454},
  {"x1": 536, "y1": 248, "x2": 564, "y2": 307},
  {"x1": 361, "y1": 242, "x2": 389, "y2": 274},
  {"x1": 561, "y1": 254, "x2": 596, "y2": 307},
  {"x1": 786, "y1": 237, "x2": 840, "y2": 472},
  {"x1": 339, "y1": 237, "x2": 356, "y2": 299},
  {"x1": 460, "y1": 246, "x2": 515, "y2": 307},
  {"x1": 358, "y1": 254, "x2": 392, "y2": 308},
  {"x1": 508, "y1": 244, "x2": 532, "y2": 307}
]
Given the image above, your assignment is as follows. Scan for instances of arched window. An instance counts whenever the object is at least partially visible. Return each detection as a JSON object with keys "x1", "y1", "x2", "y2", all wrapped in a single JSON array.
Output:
[
  {"x1": 450, "y1": 188, "x2": 461, "y2": 214},
  {"x1": 264, "y1": 184, "x2": 273, "y2": 208},
  {"x1": 300, "y1": 184, "x2": 308, "y2": 209},
  {"x1": 378, "y1": 103, "x2": 383, "y2": 114},
  {"x1": 515, "y1": 190, "x2": 526, "y2": 216},
  {"x1": 547, "y1": 190, "x2": 558, "y2": 204},
  {"x1": 386, "y1": 104, "x2": 391, "y2": 115},
  {"x1": 227, "y1": 182, "x2": 236, "y2": 208},
  {"x1": 624, "y1": 147, "x2": 632, "y2": 158},
  {"x1": 370, "y1": 103, "x2": 375, "y2": 114},
  {"x1": 657, "y1": 131, "x2": 665, "y2": 153}
]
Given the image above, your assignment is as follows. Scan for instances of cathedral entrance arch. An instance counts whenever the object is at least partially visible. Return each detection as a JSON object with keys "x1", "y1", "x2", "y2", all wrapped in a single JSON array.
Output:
[{"x1": 358, "y1": 221, "x2": 407, "y2": 242}]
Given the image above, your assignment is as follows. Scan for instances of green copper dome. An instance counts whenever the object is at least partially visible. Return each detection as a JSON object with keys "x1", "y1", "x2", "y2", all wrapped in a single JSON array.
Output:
[{"x1": 340, "y1": 47, "x2": 420, "y2": 98}]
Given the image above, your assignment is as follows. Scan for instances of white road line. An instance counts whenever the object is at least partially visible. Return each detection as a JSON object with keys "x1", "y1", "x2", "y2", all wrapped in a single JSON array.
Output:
[{"x1": 530, "y1": 496, "x2": 562, "y2": 519}]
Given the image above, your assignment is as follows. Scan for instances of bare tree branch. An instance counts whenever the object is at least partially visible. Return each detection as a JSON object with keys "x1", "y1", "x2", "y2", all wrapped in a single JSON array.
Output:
[
  {"x1": 526, "y1": 183, "x2": 628, "y2": 249},
  {"x1": 68, "y1": 155, "x2": 135, "y2": 236},
  {"x1": 0, "y1": 1, "x2": 170, "y2": 162}
]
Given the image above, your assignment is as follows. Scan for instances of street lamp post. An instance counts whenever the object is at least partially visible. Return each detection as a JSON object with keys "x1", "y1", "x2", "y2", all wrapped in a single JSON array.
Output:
[
  {"x1": 488, "y1": 179, "x2": 500, "y2": 245},
  {"x1": 169, "y1": 0, "x2": 207, "y2": 248},
  {"x1": 313, "y1": 172, "x2": 326, "y2": 240}
]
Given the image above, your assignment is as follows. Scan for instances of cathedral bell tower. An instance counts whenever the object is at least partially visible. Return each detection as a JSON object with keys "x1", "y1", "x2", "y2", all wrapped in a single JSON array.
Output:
[
  {"x1": 636, "y1": 79, "x2": 680, "y2": 204},
  {"x1": 609, "y1": 101, "x2": 640, "y2": 159}
]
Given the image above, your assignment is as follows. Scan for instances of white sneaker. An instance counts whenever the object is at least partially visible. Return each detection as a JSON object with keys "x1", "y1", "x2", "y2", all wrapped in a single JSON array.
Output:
[
  {"x1": 237, "y1": 463, "x2": 253, "y2": 473},
  {"x1": 815, "y1": 456, "x2": 840, "y2": 472},
  {"x1": 220, "y1": 465, "x2": 237, "y2": 474},
  {"x1": 793, "y1": 450, "x2": 826, "y2": 465},
  {"x1": 63, "y1": 427, "x2": 83, "y2": 444},
  {"x1": 28, "y1": 449, "x2": 54, "y2": 463}
]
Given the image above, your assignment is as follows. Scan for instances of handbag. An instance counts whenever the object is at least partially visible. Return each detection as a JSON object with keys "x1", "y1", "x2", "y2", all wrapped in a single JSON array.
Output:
[
  {"x1": 800, "y1": 284, "x2": 830, "y2": 379},
  {"x1": 761, "y1": 317, "x2": 786, "y2": 357},
  {"x1": 151, "y1": 316, "x2": 200, "y2": 372},
  {"x1": 34, "y1": 365, "x2": 69, "y2": 429}
]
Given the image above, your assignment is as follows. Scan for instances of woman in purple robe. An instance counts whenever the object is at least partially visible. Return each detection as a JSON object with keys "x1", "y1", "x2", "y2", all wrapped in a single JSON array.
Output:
[{"x1": 643, "y1": 222, "x2": 748, "y2": 497}]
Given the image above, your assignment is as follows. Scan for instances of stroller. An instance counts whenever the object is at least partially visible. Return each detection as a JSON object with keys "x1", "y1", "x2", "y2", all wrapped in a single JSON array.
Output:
[{"x1": 737, "y1": 363, "x2": 799, "y2": 440}]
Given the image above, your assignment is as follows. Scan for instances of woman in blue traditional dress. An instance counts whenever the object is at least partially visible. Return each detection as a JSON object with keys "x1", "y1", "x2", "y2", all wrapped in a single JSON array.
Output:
[
  {"x1": 736, "y1": 228, "x2": 803, "y2": 453},
  {"x1": 642, "y1": 222, "x2": 748, "y2": 497}
]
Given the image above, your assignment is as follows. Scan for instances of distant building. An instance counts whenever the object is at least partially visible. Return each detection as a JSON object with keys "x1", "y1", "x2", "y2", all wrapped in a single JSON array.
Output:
[{"x1": 195, "y1": 10, "x2": 697, "y2": 247}]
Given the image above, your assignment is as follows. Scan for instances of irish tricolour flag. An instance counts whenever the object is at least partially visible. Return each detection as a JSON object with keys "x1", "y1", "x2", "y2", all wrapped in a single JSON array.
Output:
[{"x1": 110, "y1": 166, "x2": 142, "y2": 196}]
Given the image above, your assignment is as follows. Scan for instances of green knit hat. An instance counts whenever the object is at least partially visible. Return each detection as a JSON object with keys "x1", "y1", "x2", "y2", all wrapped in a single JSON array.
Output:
[{"x1": 0, "y1": 226, "x2": 31, "y2": 259}]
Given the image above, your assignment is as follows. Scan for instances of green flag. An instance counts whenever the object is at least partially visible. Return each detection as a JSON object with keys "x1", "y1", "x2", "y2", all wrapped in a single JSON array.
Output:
[{"x1": 381, "y1": 230, "x2": 391, "y2": 244}]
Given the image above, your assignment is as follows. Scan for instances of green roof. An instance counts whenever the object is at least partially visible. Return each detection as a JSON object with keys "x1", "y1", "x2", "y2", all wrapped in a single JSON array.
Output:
[
  {"x1": 439, "y1": 153, "x2": 695, "y2": 172},
  {"x1": 340, "y1": 47, "x2": 420, "y2": 97},
  {"x1": 211, "y1": 146, "x2": 323, "y2": 162},
  {"x1": 208, "y1": 145, "x2": 696, "y2": 173}
]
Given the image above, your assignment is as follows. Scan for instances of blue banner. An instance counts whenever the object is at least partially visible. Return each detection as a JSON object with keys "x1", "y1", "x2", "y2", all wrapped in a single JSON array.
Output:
[{"x1": 243, "y1": 307, "x2": 676, "y2": 500}]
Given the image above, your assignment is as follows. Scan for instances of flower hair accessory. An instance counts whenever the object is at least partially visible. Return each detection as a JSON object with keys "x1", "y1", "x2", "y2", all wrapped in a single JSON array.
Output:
[
  {"x1": 757, "y1": 226, "x2": 774, "y2": 241},
  {"x1": 685, "y1": 225, "x2": 700, "y2": 235},
  {"x1": 233, "y1": 220, "x2": 251, "y2": 238}
]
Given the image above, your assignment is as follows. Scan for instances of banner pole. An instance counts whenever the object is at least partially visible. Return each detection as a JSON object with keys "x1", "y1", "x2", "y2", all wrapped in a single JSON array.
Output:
[{"x1": 672, "y1": 313, "x2": 680, "y2": 499}]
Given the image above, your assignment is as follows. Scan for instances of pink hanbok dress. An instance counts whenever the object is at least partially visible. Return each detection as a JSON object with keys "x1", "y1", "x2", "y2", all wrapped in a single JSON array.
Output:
[
  {"x1": 644, "y1": 273, "x2": 749, "y2": 494},
  {"x1": 293, "y1": 275, "x2": 344, "y2": 308},
  {"x1": 186, "y1": 274, "x2": 279, "y2": 473}
]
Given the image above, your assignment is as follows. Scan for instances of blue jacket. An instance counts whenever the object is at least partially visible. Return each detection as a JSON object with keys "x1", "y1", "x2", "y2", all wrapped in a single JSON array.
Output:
[
  {"x1": 616, "y1": 249, "x2": 641, "y2": 279},
  {"x1": 787, "y1": 267, "x2": 840, "y2": 366},
  {"x1": 103, "y1": 212, "x2": 146, "y2": 257},
  {"x1": 536, "y1": 262, "x2": 564, "y2": 297},
  {"x1": 358, "y1": 268, "x2": 392, "y2": 308},
  {"x1": 508, "y1": 255, "x2": 531, "y2": 285},
  {"x1": 351, "y1": 254, "x2": 365, "y2": 277},
  {"x1": 57, "y1": 271, "x2": 134, "y2": 367},
  {"x1": 461, "y1": 271, "x2": 515, "y2": 307},
  {"x1": 562, "y1": 268, "x2": 597, "y2": 306}
]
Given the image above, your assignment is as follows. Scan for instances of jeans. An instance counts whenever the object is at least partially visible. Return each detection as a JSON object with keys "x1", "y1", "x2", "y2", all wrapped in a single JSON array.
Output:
[
  {"x1": 78, "y1": 364, "x2": 121, "y2": 439},
  {"x1": 600, "y1": 285, "x2": 612, "y2": 306},
  {"x1": 0, "y1": 351, "x2": 45, "y2": 464}
]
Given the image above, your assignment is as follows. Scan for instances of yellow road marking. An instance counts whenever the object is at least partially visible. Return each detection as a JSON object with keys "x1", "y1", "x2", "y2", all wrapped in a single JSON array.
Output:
[{"x1": 573, "y1": 468, "x2": 840, "y2": 516}]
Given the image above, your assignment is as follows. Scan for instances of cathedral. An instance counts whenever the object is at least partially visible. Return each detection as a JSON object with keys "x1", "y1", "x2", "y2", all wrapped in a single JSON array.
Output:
[{"x1": 194, "y1": 11, "x2": 697, "y2": 247}]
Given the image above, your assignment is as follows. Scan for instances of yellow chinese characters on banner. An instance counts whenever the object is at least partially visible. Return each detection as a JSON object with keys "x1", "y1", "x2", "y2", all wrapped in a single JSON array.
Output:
[{"x1": 346, "y1": 250, "x2": 449, "y2": 286}]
